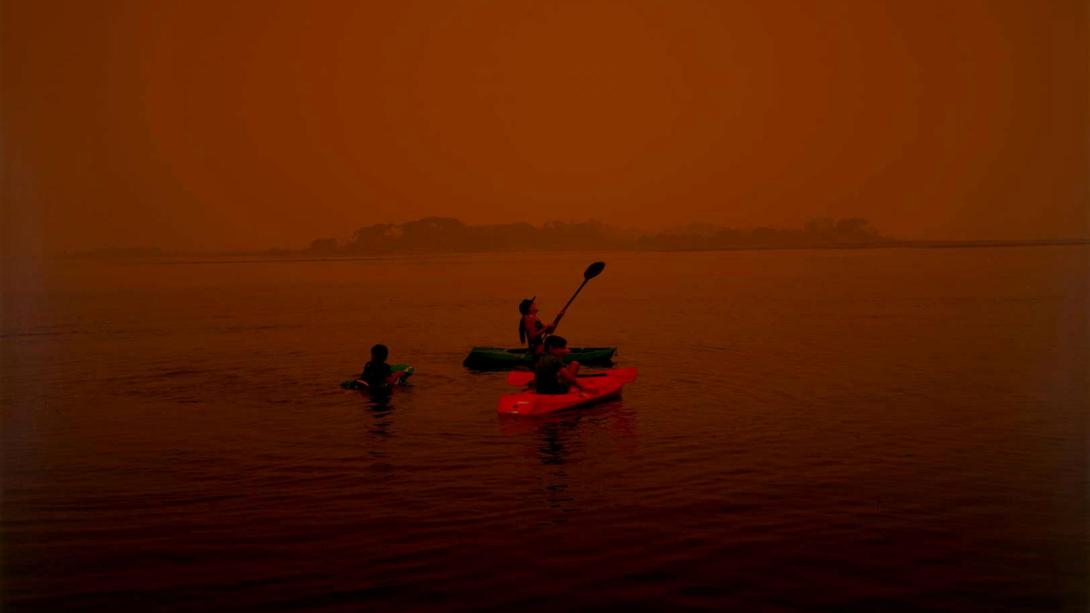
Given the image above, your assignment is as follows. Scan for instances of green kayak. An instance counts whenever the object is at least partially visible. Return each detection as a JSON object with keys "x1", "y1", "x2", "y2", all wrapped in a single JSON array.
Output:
[{"x1": 462, "y1": 347, "x2": 616, "y2": 370}]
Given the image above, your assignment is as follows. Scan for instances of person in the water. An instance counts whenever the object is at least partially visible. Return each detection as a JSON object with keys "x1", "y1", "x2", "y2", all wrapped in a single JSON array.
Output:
[
  {"x1": 518, "y1": 297, "x2": 555, "y2": 358},
  {"x1": 356, "y1": 344, "x2": 401, "y2": 389},
  {"x1": 534, "y1": 335, "x2": 584, "y2": 395}
]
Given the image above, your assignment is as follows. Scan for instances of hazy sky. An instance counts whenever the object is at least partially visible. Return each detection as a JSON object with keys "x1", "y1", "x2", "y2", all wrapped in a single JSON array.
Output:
[{"x1": 3, "y1": 0, "x2": 1087, "y2": 253}]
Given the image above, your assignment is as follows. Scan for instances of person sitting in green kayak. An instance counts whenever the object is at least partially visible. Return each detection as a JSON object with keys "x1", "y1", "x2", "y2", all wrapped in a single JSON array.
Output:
[
  {"x1": 518, "y1": 297, "x2": 555, "y2": 358},
  {"x1": 356, "y1": 344, "x2": 402, "y2": 390},
  {"x1": 535, "y1": 335, "x2": 585, "y2": 395}
]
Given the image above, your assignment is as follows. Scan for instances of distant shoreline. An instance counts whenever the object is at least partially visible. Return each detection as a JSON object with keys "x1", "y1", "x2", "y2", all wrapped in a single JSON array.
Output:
[
  {"x1": 637, "y1": 238, "x2": 1090, "y2": 253},
  {"x1": 63, "y1": 237, "x2": 1090, "y2": 261},
  {"x1": 59, "y1": 216, "x2": 1090, "y2": 260}
]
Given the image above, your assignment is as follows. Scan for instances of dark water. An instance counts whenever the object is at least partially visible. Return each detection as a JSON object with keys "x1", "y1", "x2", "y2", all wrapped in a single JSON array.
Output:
[{"x1": 2, "y1": 248, "x2": 1087, "y2": 611}]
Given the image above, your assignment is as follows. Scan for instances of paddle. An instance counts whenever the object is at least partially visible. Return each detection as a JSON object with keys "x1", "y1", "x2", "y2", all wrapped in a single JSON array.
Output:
[
  {"x1": 551, "y1": 261, "x2": 606, "y2": 330},
  {"x1": 506, "y1": 367, "x2": 637, "y2": 387},
  {"x1": 506, "y1": 371, "x2": 606, "y2": 386}
]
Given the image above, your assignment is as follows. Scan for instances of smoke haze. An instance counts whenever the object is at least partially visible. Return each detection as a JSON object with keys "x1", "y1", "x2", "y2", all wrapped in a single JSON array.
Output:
[{"x1": 3, "y1": 0, "x2": 1087, "y2": 254}]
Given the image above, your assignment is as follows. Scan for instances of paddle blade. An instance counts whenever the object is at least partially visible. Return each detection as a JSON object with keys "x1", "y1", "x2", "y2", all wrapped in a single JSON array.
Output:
[
  {"x1": 506, "y1": 371, "x2": 535, "y2": 386},
  {"x1": 583, "y1": 261, "x2": 606, "y2": 279}
]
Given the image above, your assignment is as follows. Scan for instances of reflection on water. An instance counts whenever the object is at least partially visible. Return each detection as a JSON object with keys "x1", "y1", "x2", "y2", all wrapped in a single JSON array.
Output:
[
  {"x1": 538, "y1": 421, "x2": 569, "y2": 466},
  {"x1": 536, "y1": 417, "x2": 579, "y2": 517},
  {"x1": 342, "y1": 387, "x2": 403, "y2": 476},
  {"x1": 498, "y1": 401, "x2": 641, "y2": 521},
  {"x1": 365, "y1": 400, "x2": 395, "y2": 439}
]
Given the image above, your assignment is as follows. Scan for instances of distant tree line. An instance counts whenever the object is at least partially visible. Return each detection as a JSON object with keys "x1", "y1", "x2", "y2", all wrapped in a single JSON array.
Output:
[
  {"x1": 306, "y1": 217, "x2": 629, "y2": 254},
  {"x1": 305, "y1": 216, "x2": 889, "y2": 254},
  {"x1": 636, "y1": 217, "x2": 884, "y2": 251}
]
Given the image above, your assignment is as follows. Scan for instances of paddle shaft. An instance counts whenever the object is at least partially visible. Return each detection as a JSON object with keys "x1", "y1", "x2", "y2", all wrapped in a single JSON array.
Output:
[
  {"x1": 506, "y1": 371, "x2": 609, "y2": 386},
  {"x1": 552, "y1": 278, "x2": 590, "y2": 328},
  {"x1": 506, "y1": 367, "x2": 636, "y2": 387}
]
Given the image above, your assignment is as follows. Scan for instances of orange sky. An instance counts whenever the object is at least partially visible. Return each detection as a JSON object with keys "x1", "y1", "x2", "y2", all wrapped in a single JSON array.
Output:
[{"x1": 2, "y1": 0, "x2": 1087, "y2": 253}]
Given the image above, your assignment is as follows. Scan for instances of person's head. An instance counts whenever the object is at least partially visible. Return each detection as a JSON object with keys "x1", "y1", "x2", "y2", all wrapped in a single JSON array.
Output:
[
  {"x1": 518, "y1": 297, "x2": 538, "y2": 316},
  {"x1": 544, "y1": 335, "x2": 569, "y2": 355},
  {"x1": 370, "y1": 344, "x2": 389, "y2": 363}
]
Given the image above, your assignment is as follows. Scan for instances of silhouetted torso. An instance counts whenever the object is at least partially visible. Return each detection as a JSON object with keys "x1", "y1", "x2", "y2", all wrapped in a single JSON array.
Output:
[
  {"x1": 360, "y1": 361, "x2": 392, "y2": 388},
  {"x1": 535, "y1": 354, "x2": 568, "y2": 395}
]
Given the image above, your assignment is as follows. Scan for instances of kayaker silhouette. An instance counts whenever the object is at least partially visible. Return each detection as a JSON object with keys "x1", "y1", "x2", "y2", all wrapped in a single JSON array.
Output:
[
  {"x1": 518, "y1": 297, "x2": 555, "y2": 359},
  {"x1": 534, "y1": 335, "x2": 585, "y2": 395},
  {"x1": 516, "y1": 262, "x2": 607, "y2": 362}
]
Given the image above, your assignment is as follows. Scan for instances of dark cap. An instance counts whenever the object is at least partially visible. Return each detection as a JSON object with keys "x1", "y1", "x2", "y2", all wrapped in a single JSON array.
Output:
[{"x1": 518, "y1": 296, "x2": 536, "y2": 315}]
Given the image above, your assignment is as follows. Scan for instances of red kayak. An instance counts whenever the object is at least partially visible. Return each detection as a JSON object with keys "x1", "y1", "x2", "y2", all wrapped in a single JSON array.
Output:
[{"x1": 497, "y1": 368, "x2": 638, "y2": 416}]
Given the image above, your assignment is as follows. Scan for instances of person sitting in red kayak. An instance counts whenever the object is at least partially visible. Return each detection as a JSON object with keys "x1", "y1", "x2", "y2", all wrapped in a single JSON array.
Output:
[
  {"x1": 356, "y1": 344, "x2": 403, "y2": 390},
  {"x1": 518, "y1": 297, "x2": 555, "y2": 358},
  {"x1": 535, "y1": 335, "x2": 586, "y2": 395}
]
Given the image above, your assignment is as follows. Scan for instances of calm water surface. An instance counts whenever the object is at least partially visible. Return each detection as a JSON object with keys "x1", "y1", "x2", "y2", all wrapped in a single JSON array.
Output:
[{"x1": 2, "y1": 248, "x2": 1087, "y2": 610}]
